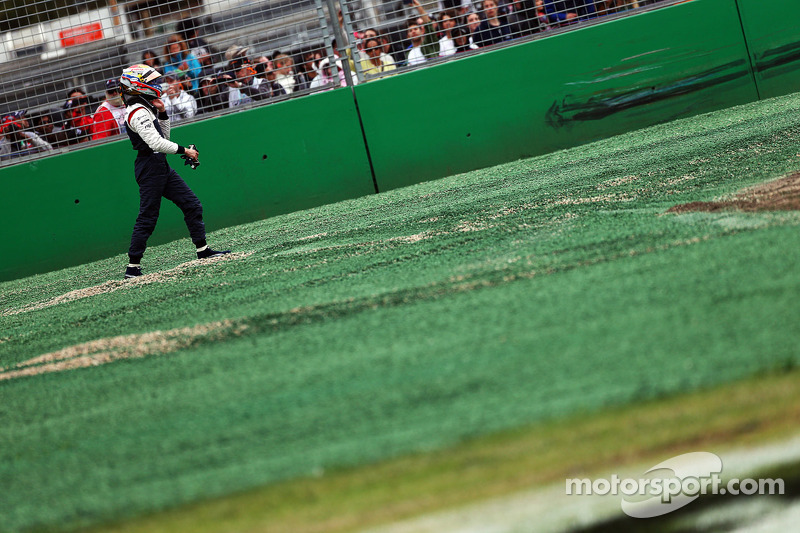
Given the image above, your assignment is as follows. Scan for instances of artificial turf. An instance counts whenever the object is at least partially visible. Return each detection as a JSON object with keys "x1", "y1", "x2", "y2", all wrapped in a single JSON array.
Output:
[{"x1": 2, "y1": 91, "x2": 800, "y2": 532}]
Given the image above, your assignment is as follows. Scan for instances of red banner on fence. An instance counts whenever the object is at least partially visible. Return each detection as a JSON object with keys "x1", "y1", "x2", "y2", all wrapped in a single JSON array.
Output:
[{"x1": 59, "y1": 23, "x2": 104, "y2": 48}]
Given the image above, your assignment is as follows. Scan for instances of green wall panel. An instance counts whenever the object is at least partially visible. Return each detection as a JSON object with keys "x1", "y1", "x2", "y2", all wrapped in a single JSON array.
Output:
[
  {"x1": 356, "y1": 0, "x2": 758, "y2": 191},
  {"x1": 0, "y1": 89, "x2": 375, "y2": 281},
  {"x1": 736, "y1": 0, "x2": 800, "y2": 98}
]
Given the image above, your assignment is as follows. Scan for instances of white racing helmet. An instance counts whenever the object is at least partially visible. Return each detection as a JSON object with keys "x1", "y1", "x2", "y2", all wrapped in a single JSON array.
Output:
[{"x1": 119, "y1": 64, "x2": 164, "y2": 99}]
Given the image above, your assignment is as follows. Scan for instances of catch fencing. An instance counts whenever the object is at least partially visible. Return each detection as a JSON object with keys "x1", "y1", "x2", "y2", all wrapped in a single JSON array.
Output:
[{"x1": 0, "y1": 0, "x2": 669, "y2": 165}]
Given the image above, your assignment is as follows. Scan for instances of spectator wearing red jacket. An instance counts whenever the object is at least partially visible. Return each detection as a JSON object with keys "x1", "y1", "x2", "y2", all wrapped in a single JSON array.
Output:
[
  {"x1": 92, "y1": 79, "x2": 127, "y2": 140},
  {"x1": 61, "y1": 88, "x2": 94, "y2": 145}
]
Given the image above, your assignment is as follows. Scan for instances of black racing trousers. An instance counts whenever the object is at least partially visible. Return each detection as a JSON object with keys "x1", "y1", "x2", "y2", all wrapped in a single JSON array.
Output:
[{"x1": 128, "y1": 153, "x2": 206, "y2": 261}]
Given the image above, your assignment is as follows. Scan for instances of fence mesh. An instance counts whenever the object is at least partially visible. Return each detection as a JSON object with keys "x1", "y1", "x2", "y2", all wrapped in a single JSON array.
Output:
[{"x1": 1, "y1": 0, "x2": 668, "y2": 165}]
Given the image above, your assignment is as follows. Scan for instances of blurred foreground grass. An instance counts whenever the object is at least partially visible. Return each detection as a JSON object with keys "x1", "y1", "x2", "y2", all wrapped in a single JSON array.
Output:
[{"x1": 83, "y1": 370, "x2": 800, "y2": 533}]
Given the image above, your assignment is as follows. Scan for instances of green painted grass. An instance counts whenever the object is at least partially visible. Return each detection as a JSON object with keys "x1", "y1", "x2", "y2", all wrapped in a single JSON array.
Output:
[{"x1": 3, "y1": 92, "x2": 800, "y2": 532}]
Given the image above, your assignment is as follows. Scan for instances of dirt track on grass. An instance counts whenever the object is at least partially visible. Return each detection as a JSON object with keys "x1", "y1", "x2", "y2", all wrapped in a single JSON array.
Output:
[
  {"x1": 668, "y1": 173, "x2": 800, "y2": 214},
  {"x1": 1, "y1": 252, "x2": 252, "y2": 317},
  {"x1": 0, "y1": 320, "x2": 247, "y2": 381}
]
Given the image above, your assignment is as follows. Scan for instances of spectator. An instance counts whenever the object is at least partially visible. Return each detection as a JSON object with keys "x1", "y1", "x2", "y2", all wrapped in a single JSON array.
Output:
[
  {"x1": 360, "y1": 28, "x2": 406, "y2": 72},
  {"x1": 439, "y1": 0, "x2": 475, "y2": 16},
  {"x1": 65, "y1": 87, "x2": 91, "y2": 113},
  {"x1": 355, "y1": 28, "x2": 381, "y2": 66},
  {"x1": 309, "y1": 57, "x2": 334, "y2": 90},
  {"x1": 438, "y1": 10, "x2": 459, "y2": 56},
  {"x1": 1, "y1": 113, "x2": 51, "y2": 160},
  {"x1": 476, "y1": 0, "x2": 512, "y2": 46},
  {"x1": 291, "y1": 52, "x2": 312, "y2": 92},
  {"x1": 598, "y1": 0, "x2": 639, "y2": 14},
  {"x1": 197, "y1": 76, "x2": 228, "y2": 114},
  {"x1": 309, "y1": 57, "x2": 356, "y2": 89},
  {"x1": 361, "y1": 36, "x2": 397, "y2": 77},
  {"x1": 255, "y1": 55, "x2": 283, "y2": 86},
  {"x1": 194, "y1": 47, "x2": 216, "y2": 79},
  {"x1": 535, "y1": 0, "x2": 552, "y2": 29},
  {"x1": 61, "y1": 91, "x2": 93, "y2": 145},
  {"x1": 405, "y1": 1, "x2": 439, "y2": 66},
  {"x1": 506, "y1": 0, "x2": 541, "y2": 37},
  {"x1": 163, "y1": 34, "x2": 203, "y2": 92},
  {"x1": 451, "y1": 26, "x2": 474, "y2": 53},
  {"x1": 1, "y1": 116, "x2": 29, "y2": 160},
  {"x1": 465, "y1": 11, "x2": 483, "y2": 49},
  {"x1": 300, "y1": 49, "x2": 324, "y2": 86},
  {"x1": 221, "y1": 61, "x2": 260, "y2": 107},
  {"x1": 357, "y1": 29, "x2": 385, "y2": 65},
  {"x1": 176, "y1": 17, "x2": 212, "y2": 57},
  {"x1": 142, "y1": 50, "x2": 162, "y2": 70},
  {"x1": 253, "y1": 62, "x2": 288, "y2": 98},
  {"x1": 378, "y1": 30, "x2": 402, "y2": 64},
  {"x1": 92, "y1": 78, "x2": 126, "y2": 140},
  {"x1": 32, "y1": 112, "x2": 68, "y2": 148},
  {"x1": 224, "y1": 44, "x2": 250, "y2": 65},
  {"x1": 4, "y1": 110, "x2": 42, "y2": 146},
  {"x1": 162, "y1": 75, "x2": 198, "y2": 121},
  {"x1": 544, "y1": 0, "x2": 598, "y2": 26},
  {"x1": 273, "y1": 53, "x2": 297, "y2": 94}
]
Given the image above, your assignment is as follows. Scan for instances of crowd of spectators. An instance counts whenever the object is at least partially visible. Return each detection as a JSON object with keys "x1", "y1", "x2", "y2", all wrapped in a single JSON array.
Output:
[
  {"x1": 1, "y1": 0, "x2": 659, "y2": 162},
  {"x1": 358, "y1": 0, "x2": 656, "y2": 70},
  {"x1": 0, "y1": 37, "x2": 321, "y2": 161},
  {"x1": 336, "y1": 0, "x2": 659, "y2": 78}
]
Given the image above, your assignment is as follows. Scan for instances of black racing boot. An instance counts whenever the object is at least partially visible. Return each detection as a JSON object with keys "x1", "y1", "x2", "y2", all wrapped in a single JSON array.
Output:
[
  {"x1": 124, "y1": 264, "x2": 142, "y2": 279},
  {"x1": 196, "y1": 246, "x2": 231, "y2": 259}
]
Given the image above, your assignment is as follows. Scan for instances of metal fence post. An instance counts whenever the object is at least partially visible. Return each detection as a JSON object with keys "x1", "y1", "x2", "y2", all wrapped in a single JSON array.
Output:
[
  {"x1": 327, "y1": 0, "x2": 364, "y2": 85},
  {"x1": 314, "y1": 0, "x2": 341, "y2": 89}
]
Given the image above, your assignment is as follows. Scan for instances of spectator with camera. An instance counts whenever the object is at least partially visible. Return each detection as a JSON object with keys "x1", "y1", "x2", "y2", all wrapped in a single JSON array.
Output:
[
  {"x1": 253, "y1": 62, "x2": 288, "y2": 98},
  {"x1": 221, "y1": 59, "x2": 282, "y2": 107},
  {"x1": 61, "y1": 89, "x2": 94, "y2": 145},
  {"x1": 1, "y1": 112, "x2": 52, "y2": 160}
]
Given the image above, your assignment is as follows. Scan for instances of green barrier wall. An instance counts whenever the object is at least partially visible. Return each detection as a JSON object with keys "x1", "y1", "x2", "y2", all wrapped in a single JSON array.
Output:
[
  {"x1": 0, "y1": 89, "x2": 375, "y2": 281},
  {"x1": 356, "y1": 0, "x2": 759, "y2": 191},
  {"x1": 736, "y1": 0, "x2": 800, "y2": 98}
]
